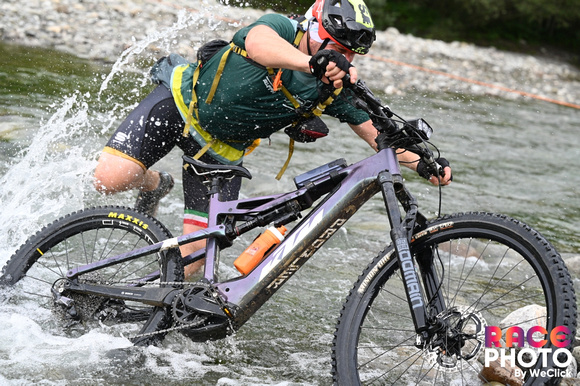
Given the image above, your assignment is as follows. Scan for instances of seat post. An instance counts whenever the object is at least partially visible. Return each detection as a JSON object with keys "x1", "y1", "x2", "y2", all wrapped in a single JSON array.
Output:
[
  {"x1": 208, "y1": 176, "x2": 224, "y2": 198},
  {"x1": 203, "y1": 175, "x2": 225, "y2": 283}
]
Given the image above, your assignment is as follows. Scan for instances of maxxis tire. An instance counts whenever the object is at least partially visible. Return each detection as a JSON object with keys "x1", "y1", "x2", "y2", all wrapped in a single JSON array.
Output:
[
  {"x1": 0, "y1": 206, "x2": 179, "y2": 345},
  {"x1": 332, "y1": 212, "x2": 576, "y2": 386}
]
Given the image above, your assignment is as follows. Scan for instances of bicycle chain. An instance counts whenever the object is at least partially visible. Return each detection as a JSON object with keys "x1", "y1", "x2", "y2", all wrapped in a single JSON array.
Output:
[
  {"x1": 110, "y1": 280, "x2": 233, "y2": 341},
  {"x1": 129, "y1": 316, "x2": 207, "y2": 341},
  {"x1": 59, "y1": 277, "x2": 213, "y2": 340}
]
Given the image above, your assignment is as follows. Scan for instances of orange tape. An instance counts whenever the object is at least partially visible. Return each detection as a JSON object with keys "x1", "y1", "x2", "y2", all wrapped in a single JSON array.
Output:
[{"x1": 368, "y1": 54, "x2": 580, "y2": 110}]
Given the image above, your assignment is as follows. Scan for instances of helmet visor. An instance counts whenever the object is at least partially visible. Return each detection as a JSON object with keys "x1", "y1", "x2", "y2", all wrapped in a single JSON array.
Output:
[{"x1": 330, "y1": 18, "x2": 375, "y2": 54}]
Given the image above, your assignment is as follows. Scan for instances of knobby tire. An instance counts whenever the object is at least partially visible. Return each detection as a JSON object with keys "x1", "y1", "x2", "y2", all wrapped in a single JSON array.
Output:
[
  {"x1": 0, "y1": 206, "x2": 181, "y2": 346},
  {"x1": 332, "y1": 212, "x2": 577, "y2": 386}
]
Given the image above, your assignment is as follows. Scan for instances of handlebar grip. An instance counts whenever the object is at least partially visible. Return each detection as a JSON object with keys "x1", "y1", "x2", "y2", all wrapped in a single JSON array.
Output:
[
  {"x1": 433, "y1": 161, "x2": 445, "y2": 178},
  {"x1": 416, "y1": 155, "x2": 450, "y2": 181},
  {"x1": 342, "y1": 73, "x2": 352, "y2": 86}
]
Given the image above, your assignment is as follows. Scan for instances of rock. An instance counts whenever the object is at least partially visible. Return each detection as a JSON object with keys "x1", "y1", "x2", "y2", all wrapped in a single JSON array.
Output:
[
  {"x1": 480, "y1": 357, "x2": 524, "y2": 386},
  {"x1": 499, "y1": 304, "x2": 547, "y2": 331},
  {"x1": 0, "y1": 0, "x2": 578, "y2": 105},
  {"x1": 560, "y1": 378, "x2": 580, "y2": 385},
  {"x1": 573, "y1": 346, "x2": 580, "y2": 365},
  {"x1": 562, "y1": 254, "x2": 580, "y2": 277}
]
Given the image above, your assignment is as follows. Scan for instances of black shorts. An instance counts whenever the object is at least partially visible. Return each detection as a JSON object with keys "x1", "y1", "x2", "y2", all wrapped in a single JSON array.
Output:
[{"x1": 104, "y1": 85, "x2": 242, "y2": 214}]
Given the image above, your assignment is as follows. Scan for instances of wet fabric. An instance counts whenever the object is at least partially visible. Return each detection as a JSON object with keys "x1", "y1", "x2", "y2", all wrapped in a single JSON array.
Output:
[
  {"x1": 170, "y1": 13, "x2": 369, "y2": 153},
  {"x1": 104, "y1": 85, "x2": 242, "y2": 213}
]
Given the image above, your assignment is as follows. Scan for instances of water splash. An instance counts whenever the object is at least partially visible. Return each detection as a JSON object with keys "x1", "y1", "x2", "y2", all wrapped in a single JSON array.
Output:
[
  {"x1": 0, "y1": 93, "x2": 98, "y2": 261},
  {"x1": 98, "y1": 9, "x2": 204, "y2": 99},
  {"x1": 0, "y1": 8, "x2": 217, "y2": 261}
]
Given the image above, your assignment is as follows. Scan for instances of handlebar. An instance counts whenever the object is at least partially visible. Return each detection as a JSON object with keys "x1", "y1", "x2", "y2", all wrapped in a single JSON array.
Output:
[
  {"x1": 342, "y1": 77, "x2": 398, "y2": 135},
  {"x1": 342, "y1": 77, "x2": 445, "y2": 179}
]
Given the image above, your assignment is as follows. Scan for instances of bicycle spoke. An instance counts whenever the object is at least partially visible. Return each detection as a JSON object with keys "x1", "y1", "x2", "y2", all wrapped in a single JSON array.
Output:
[
  {"x1": 333, "y1": 213, "x2": 574, "y2": 385},
  {"x1": 2, "y1": 207, "x2": 175, "y2": 344}
]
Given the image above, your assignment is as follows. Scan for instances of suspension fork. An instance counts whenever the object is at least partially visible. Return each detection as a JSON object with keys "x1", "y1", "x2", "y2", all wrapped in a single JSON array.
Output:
[
  {"x1": 394, "y1": 178, "x2": 447, "y2": 317},
  {"x1": 377, "y1": 170, "x2": 445, "y2": 343}
]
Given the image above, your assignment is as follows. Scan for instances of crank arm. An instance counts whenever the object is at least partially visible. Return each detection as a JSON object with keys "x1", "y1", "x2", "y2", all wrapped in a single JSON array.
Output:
[
  {"x1": 63, "y1": 280, "x2": 178, "y2": 307},
  {"x1": 184, "y1": 295, "x2": 227, "y2": 317}
]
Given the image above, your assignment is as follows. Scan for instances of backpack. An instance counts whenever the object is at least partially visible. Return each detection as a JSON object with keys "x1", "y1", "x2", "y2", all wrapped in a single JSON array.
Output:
[{"x1": 150, "y1": 39, "x2": 230, "y2": 86}]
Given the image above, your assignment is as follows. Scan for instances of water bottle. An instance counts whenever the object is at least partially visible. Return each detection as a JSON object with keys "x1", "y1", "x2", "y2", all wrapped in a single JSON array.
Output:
[{"x1": 234, "y1": 226, "x2": 287, "y2": 275}]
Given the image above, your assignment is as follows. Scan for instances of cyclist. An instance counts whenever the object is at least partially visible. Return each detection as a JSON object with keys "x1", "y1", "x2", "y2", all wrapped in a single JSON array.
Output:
[{"x1": 93, "y1": 0, "x2": 452, "y2": 277}]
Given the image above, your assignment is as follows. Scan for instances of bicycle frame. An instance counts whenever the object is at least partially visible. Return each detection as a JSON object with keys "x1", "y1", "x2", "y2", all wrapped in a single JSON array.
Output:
[
  {"x1": 65, "y1": 146, "x2": 442, "y2": 339},
  {"x1": 211, "y1": 148, "x2": 397, "y2": 323}
]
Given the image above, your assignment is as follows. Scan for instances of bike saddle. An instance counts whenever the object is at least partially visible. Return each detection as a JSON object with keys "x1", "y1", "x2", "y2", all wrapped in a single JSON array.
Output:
[{"x1": 183, "y1": 155, "x2": 252, "y2": 180}]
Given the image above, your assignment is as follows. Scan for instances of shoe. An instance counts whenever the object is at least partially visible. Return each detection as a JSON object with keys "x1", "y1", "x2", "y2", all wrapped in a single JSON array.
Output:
[{"x1": 135, "y1": 171, "x2": 174, "y2": 216}]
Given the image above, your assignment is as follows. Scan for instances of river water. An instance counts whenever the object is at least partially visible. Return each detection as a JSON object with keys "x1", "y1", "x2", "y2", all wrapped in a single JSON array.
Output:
[{"x1": 1, "y1": 36, "x2": 579, "y2": 385}]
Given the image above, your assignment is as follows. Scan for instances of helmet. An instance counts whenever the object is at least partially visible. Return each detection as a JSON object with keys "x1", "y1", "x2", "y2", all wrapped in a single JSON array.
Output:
[{"x1": 311, "y1": 0, "x2": 376, "y2": 55}]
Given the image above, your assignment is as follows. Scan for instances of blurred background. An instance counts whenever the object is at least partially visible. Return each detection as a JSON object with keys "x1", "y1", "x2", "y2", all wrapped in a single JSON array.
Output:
[{"x1": 223, "y1": 0, "x2": 580, "y2": 61}]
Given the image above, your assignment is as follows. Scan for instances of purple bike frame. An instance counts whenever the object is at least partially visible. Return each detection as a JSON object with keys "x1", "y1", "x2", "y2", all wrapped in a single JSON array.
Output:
[
  {"x1": 66, "y1": 148, "x2": 402, "y2": 328},
  {"x1": 207, "y1": 148, "x2": 400, "y2": 325}
]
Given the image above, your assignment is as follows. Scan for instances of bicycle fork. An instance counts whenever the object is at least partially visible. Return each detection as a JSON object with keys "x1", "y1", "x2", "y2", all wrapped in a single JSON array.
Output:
[{"x1": 377, "y1": 170, "x2": 446, "y2": 347}]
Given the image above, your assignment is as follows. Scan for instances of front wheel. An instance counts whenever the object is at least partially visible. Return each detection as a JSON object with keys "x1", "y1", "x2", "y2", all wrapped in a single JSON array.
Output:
[
  {"x1": 0, "y1": 206, "x2": 181, "y2": 345},
  {"x1": 332, "y1": 212, "x2": 576, "y2": 385}
]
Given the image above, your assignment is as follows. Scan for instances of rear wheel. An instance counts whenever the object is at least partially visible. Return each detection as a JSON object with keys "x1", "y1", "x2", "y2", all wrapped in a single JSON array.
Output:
[
  {"x1": 0, "y1": 206, "x2": 181, "y2": 345},
  {"x1": 332, "y1": 212, "x2": 576, "y2": 385}
]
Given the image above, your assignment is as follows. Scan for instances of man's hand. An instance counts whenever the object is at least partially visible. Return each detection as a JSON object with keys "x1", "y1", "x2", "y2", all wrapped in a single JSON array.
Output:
[
  {"x1": 309, "y1": 49, "x2": 356, "y2": 88},
  {"x1": 417, "y1": 157, "x2": 453, "y2": 186}
]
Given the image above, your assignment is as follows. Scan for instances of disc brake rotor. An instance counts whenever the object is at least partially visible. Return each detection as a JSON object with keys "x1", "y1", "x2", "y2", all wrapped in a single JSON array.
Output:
[{"x1": 423, "y1": 305, "x2": 487, "y2": 373}]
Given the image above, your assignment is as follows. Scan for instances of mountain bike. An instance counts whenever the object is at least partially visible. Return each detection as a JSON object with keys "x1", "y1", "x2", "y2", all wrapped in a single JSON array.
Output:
[{"x1": 1, "y1": 78, "x2": 576, "y2": 385}]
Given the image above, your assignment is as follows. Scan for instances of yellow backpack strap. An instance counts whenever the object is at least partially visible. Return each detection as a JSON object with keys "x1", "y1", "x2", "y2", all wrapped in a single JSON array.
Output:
[
  {"x1": 190, "y1": 27, "x2": 308, "y2": 170},
  {"x1": 206, "y1": 43, "x2": 249, "y2": 105},
  {"x1": 181, "y1": 61, "x2": 217, "y2": 160},
  {"x1": 272, "y1": 79, "x2": 301, "y2": 181},
  {"x1": 182, "y1": 62, "x2": 203, "y2": 137},
  {"x1": 293, "y1": 29, "x2": 305, "y2": 46},
  {"x1": 193, "y1": 138, "x2": 217, "y2": 160},
  {"x1": 279, "y1": 85, "x2": 301, "y2": 109},
  {"x1": 275, "y1": 138, "x2": 295, "y2": 180},
  {"x1": 312, "y1": 87, "x2": 343, "y2": 117}
]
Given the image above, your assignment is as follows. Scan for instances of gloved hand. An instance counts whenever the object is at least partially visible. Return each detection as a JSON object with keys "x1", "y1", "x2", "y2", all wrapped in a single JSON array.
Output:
[
  {"x1": 309, "y1": 49, "x2": 352, "y2": 81},
  {"x1": 416, "y1": 157, "x2": 452, "y2": 181}
]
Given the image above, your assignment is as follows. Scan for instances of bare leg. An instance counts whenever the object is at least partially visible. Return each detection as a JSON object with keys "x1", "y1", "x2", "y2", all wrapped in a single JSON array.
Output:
[
  {"x1": 181, "y1": 222, "x2": 206, "y2": 279},
  {"x1": 94, "y1": 152, "x2": 160, "y2": 194}
]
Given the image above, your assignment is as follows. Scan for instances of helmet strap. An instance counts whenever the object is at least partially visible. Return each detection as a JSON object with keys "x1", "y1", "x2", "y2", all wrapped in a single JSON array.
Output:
[
  {"x1": 318, "y1": 38, "x2": 330, "y2": 52},
  {"x1": 306, "y1": 25, "x2": 313, "y2": 56}
]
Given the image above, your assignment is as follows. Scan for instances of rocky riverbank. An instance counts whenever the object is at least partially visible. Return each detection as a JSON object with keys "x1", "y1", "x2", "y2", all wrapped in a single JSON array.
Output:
[{"x1": 1, "y1": 0, "x2": 579, "y2": 106}]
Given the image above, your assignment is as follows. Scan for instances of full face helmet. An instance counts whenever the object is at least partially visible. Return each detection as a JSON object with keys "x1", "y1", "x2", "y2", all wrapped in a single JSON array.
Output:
[{"x1": 311, "y1": 0, "x2": 376, "y2": 55}]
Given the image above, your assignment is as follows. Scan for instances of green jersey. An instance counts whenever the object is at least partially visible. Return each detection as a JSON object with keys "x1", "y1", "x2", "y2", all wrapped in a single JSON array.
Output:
[{"x1": 170, "y1": 13, "x2": 369, "y2": 162}]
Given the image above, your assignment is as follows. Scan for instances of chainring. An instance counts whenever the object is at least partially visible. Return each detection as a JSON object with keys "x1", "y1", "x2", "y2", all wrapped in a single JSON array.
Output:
[{"x1": 171, "y1": 284, "x2": 212, "y2": 328}]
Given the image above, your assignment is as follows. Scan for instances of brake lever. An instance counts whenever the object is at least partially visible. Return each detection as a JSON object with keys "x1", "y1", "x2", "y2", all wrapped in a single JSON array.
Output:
[
  {"x1": 409, "y1": 144, "x2": 445, "y2": 180},
  {"x1": 433, "y1": 160, "x2": 445, "y2": 179},
  {"x1": 427, "y1": 157, "x2": 452, "y2": 181},
  {"x1": 344, "y1": 77, "x2": 388, "y2": 112}
]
